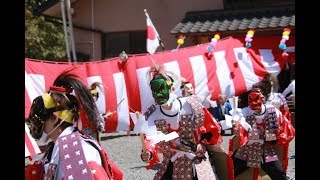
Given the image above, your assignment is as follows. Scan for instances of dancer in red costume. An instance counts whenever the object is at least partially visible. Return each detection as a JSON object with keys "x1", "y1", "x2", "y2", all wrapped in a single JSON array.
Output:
[
  {"x1": 25, "y1": 69, "x2": 123, "y2": 180},
  {"x1": 256, "y1": 73, "x2": 292, "y2": 123},
  {"x1": 232, "y1": 87, "x2": 295, "y2": 180}
]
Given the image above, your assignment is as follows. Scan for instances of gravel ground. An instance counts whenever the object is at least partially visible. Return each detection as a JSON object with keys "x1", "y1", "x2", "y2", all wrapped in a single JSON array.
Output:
[{"x1": 101, "y1": 131, "x2": 295, "y2": 180}]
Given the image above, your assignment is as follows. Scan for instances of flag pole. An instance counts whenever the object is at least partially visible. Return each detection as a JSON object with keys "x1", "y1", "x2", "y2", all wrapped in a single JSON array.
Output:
[
  {"x1": 158, "y1": 37, "x2": 165, "y2": 51},
  {"x1": 66, "y1": 0, "x2": 77, "y2": 63},
  {"x1": 59, "y1": 0, "x2": 71, "y2": 63}
]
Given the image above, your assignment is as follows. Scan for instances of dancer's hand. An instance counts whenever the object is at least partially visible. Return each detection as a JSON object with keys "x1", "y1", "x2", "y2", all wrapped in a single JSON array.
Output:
[
  {"x1": 103, "y1": 111, "x2": 116, "y2": 119},
  {"x1": 196, "y1": 144, "x2": 205, "y2": 157},
  {"x1": 141, "y1": 150, "x2": 152, "y2": 162}
]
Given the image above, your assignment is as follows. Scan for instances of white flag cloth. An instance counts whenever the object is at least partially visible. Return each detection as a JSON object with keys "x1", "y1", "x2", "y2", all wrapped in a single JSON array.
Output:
[
  {"x1": 25, "y1": 123, "x2": 41, "y2": 157},
  {"x1": 145, "y1": 9, "x2": 160, "y2": 54},
  {"x1": 146, "y1": 131, "x2": 179, "y2": 146}
]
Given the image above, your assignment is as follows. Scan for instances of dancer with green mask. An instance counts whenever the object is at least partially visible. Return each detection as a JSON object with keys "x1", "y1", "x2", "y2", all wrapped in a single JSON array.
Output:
[{"x1": 140, "y1": 65, "x2": 220, "y2": 180}]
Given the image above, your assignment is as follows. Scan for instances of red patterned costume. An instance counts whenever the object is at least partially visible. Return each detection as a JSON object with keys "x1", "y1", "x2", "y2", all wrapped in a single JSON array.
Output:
[
  {"x1": 258, "y1": 72, "x2": 292, "y2": 123},
  {"x1": 141, "y1": 66, "x2": 222, "y2": 179},
  {"x1": 143, "y1": 95, "x2": 222, "y2": 180},
  {"x1": 232, "y1": 88, "x2": 295, "y2": 180},
  {"x1": 266, "y1": 92, "x2": 292, "y2": 123}
]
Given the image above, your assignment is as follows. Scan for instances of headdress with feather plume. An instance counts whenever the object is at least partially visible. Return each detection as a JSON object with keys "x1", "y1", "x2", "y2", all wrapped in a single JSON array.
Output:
[
  {"x1": 27, "y1": 68, "x2": 100, "y2": 139},
  {"x1": 146, "y1": 63, "x2": 183, "y2": 93},
  {"x1": 90, "y1": 82, "x2": 103, "y2": 100},
  {"x1": 146, "y1": 61, "x2": 183, "y2": 105}
]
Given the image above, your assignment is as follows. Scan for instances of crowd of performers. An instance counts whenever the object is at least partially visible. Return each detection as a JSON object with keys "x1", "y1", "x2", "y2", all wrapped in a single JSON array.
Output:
[
  {"x1": 139, "y1": 65, "x2": 295, "y2": 180},
  {"x1": 25, "y1": 64, "x2": 295, "y2": 180}
]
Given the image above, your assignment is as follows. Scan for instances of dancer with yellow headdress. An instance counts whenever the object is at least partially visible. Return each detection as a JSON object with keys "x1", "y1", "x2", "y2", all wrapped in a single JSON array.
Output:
[{"x1": 25, "y1": 69, "x2": 123, "y2": 180}]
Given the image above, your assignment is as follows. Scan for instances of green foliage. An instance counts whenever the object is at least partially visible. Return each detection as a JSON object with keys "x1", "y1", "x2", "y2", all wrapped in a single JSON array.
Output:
[{"x1": 25, "y1": 0, "x2": 68, "y2": 61}]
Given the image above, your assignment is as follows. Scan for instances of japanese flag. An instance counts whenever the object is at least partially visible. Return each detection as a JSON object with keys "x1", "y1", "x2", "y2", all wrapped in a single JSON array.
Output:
[{"x1": 145, "y1": 9, "x2": 160, "y2": 54}]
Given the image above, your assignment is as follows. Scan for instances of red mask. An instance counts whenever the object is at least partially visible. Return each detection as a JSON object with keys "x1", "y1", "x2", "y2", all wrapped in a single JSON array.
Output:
[{"x1": 248, "y1": 90, "x2": 263, "y2": 111}]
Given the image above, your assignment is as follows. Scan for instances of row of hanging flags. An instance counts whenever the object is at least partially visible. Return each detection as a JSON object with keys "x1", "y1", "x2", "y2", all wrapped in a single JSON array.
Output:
[{"x1": 25, "y1": 9, "x2": 294, "y2": 157}]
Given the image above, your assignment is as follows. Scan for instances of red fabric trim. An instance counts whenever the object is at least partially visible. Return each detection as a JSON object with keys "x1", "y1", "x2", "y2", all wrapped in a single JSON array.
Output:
[
  {"x1": 282, "y1": 143, "x2": 289, "y2": 172},
  {"x1": 98, "y1": 147, "x2": 125, "y2": 180},
  {"x1": 98, "y1": 148, "x2": 113, "y2": 178},
  {"x1": 228, "y1": 138, "x2": 234, "y2": 157},
  {"x1": 227, "y1": 138, "x2": 234, "y2": 180},
  {"x1": 49, "y1": 86, "x2": 72, "y2": 93},
  {"x1": 236, "y1": 123, "x2": 249, "y2": 147},
  {"x1": 276, "y1": 114, "x2": 295, "y2": 145},
  {"x1": 253, "y1": 168, "x2": 259, "y2": 180},
  {"x1": 144, "y1": 137, "x2": 160, "y2": 170},
  {"x1": 25, "y1": 163, "x2": 43, "y2": 180},
  {"x1": 199, "y1": 108, "x2": 222, "y2": 145},
  {"x1": 25, "y1": 131, "x2": 36, "y2": 156},
  {"x1": 227, "y1": 156, "x2": 235, "y2": 180},
  {"x1": 107, "y1": 161, "x2": 123, "y2": 180},
  {"x1": 282, "y1": 109, "x2": 292, "y2": 123},
  {"x1": 88, "y1": 161, "x2": 110, "y2": 180}
]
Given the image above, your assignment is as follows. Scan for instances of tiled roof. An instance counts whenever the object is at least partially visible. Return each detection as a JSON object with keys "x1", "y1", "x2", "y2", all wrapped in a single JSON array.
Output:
[
  {"x1": 171, "y1": 5, "x2": 295, "y2": 35},
  {"x1": 34, "y1": 0, "x2": 60, "y2": 14}
]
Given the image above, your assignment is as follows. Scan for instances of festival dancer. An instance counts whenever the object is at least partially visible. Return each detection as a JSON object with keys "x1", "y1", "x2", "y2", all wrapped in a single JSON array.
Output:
[
  {"x1": 232, "y1": 87, "x2": 295, "y2": 180},
  {"x1": 256, "y1": 73, "x2": 292, "y2": 123},
  {"x1": 252, "y1": 74, "x2": 294, "y2": 179},
  {"x1": 180, "y1": 78, "x2": 216, "y2": 109},
  {"x1": 89, "y1": 82, "x2": 106, "y2": 133},
  {"x1": 76, "y1": 82, "x2": 116, "y2": 141},
  {"x1": 180, "y1": 80, "x2": 195, "y2": 97},
  {"x1": 179, "y1": 78, "x2": 236, "y2": 179},
  {"x1": 25, "y1": 69, "x2": 123, "y2": 180},
  {"x1": 90, "y1": 82, "x2": 116, "y2": 132},
  {"x1": 140, "y1": 65, "x2": 221, "y2": 180},
  {"x1": 282, "y1": 79, "x2": 295, "y2": 109}
]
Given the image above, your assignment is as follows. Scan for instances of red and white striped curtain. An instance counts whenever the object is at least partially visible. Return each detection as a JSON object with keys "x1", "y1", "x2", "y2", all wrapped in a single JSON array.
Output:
[
  {"x1": 25, "y1": 36, "x2": 295, "y2": 133},
  {"x1": 25, "y1": 123, "x2": 41, "y2": 157}
]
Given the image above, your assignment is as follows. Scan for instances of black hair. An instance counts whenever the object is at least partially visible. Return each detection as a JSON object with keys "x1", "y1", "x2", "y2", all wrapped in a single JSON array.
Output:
[
  {"x1": 52, "y1": 69, "x2": 100, "y2": 127},
  {"x1": 180, "y1": 81, "x2": 191, "y2": 90},
  {"x1": 262, "y1": 72, "x2": 279, "y2": 93},
  {"x1": 238, "y1": 91, "x2": 249, "y2": 108},
  {"x1": 252, "y1": 81, "x2": 270, "y2": 100},
  {"x1": 29, "y1": 68, "x2": 100, "y2": 128}
]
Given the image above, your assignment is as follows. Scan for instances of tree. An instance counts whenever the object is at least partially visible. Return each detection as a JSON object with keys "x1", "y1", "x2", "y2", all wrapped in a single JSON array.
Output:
[{"x1": 25, "y1": 0, "x2": 68, "y2": 61}]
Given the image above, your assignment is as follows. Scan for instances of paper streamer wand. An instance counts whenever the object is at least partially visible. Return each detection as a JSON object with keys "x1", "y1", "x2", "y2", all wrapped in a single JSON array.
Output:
[
  {"x1": 103, "y1": 97, "x2": 125, "y2": 119},
  {"x1": 135, "y1": 112, "x2": 147, "y2": 153},
  {"x1": 113, "y1": 97, "x2": 125, "y2": 112}
]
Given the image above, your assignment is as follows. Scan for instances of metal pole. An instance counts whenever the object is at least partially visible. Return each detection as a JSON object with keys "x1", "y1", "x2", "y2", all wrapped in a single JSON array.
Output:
[
  {"x1": 60, "y1": 0, "x2": 71, "y2": 63},
  {"x1": 66, "y1": 0, "x2": 77, "y2": 62},
  {"x1": 91, "y1": 0, "x2": 95, "y2": 60}
]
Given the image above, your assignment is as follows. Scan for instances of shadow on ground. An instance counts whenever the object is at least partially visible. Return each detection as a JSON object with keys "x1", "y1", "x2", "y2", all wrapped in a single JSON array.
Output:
[
  {"x1": 100, "y1": 133, "x2": 139, "y2": 141},
  {"x1": 131, "y1": 163, "x2": 161, "y2": 170}
]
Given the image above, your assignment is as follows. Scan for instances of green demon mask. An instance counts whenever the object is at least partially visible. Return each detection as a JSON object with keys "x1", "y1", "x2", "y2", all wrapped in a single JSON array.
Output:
[{"x1": 150, "y1": 75, "x2": 172, "y2": 105}]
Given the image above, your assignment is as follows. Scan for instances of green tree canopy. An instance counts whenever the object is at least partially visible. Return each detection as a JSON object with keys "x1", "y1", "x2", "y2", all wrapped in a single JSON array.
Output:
[{"x1": 25, "y1": 0, "x2": 67, "y2": 61}]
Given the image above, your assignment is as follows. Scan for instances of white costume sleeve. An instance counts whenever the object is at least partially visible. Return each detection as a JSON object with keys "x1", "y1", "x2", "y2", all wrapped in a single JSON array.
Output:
[
  {"x1": 282, "y1": 80, "x2": 295, "y2": 97},
  {"x1": 81, "y1": 139, "x2": 102, "y2": 165}
]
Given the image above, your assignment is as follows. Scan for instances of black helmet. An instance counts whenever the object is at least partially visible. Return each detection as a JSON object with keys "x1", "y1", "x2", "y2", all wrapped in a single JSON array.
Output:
[{"x1": 26, "y1": 95, "x2": 56, "y2": 139}]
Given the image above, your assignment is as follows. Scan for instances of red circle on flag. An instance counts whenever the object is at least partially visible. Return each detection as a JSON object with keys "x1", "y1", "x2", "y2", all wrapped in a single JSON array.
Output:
[{"x1": 147, "y1": 25, "x2": 156, "y2": 40}]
